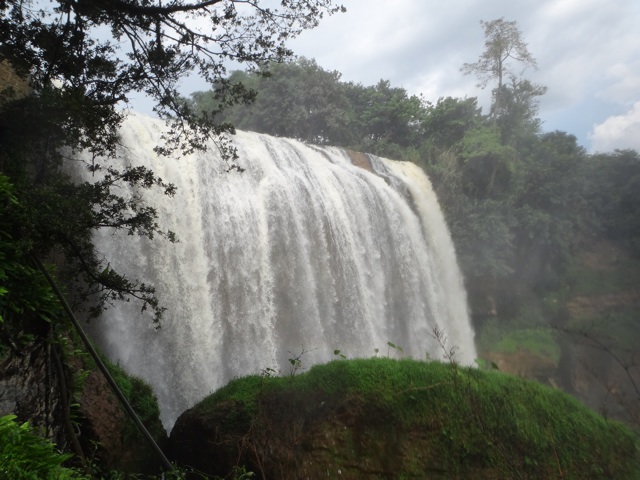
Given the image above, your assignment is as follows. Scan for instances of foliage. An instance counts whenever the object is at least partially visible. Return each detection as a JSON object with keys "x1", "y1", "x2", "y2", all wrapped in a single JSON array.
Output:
[
  {"x1": 449, "y1": 198, "x2": 516, "y2": 284},
  {"x1": 582, "y1": 149, "x2": 640, "y2": 256},
  {"x1": 195, "y1": 58, "x2": 355, "y2": 145},
  {"x1": 494, "y1": 78, "x2": 547, "y2": 144},
  {"x1": 0, "y1": 414, "x2": 85, "y2": 479},
  {"x1": 0, "y1": 0, "x2": 344, "y2": 321},
  {"x1": 565, "y1": 257, "x2": 640, "y2": 298},
  {"x1": 0, "y1": 410, "x2": 247, "y2": 480},
  {"x1": 421, "y1": 96, "x2": 482, "y2": 151},
  {"x1": 0, "y1": 0, "x2": 345, "y2": 148},
  {"x1": 458, "y1": 125, "x2": 516, "y2": 198},
  {"x1": 353, "y1": 79, "x2": 425, "y2": 149},
  {"x1": 190, "y1": 58, "x2": 427, "y2": 156},
  {"x1": 0, "y1": 174, "x2": 64, "y2": 336}
]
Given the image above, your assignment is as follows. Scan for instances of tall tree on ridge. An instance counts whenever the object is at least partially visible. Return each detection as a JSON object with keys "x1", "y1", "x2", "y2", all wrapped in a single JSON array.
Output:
[{"x1": 461, "y1": 18, "x2": 538, "y2": 121}]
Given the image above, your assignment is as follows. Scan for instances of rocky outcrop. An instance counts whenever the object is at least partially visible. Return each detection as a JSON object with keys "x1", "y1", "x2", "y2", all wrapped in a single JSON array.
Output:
[
  {"x1": 168, "y1": 359, "x2": 639, "y2": 480},
  {"x1": 170, "y1": 395, "x2": 480, "y2": 479},
  {"x1": 0, "y1": 328, "x2": 167, "y2": 474},
  {"x1": 346, "y1": 150, "x2": 374, "y2": 172},
  {"x1": 0, "y1": 60, "x2": 30, "y2": 100},
  {"x1": 77, "y1": 368, "x2": 167, "y2": 474},
  {"x1": 0, "y1": 338, "x2": 65, "y2": 446}
]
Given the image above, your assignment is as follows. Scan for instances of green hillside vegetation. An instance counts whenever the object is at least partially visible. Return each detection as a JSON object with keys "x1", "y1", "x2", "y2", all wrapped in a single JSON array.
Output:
[{"x1": 170, "y1": 358, "x2": 640, "y2": 479}]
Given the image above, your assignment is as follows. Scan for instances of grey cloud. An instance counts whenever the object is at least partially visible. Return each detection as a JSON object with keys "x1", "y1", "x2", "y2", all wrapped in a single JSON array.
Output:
[{"x1": 288, "y1": 0, "x2": 640, "y2": 150}]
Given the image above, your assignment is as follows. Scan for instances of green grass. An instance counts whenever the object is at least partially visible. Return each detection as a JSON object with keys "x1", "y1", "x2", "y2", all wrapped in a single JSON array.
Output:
[
  {"x1": 565, "y1": 257, "x2": 640, "y2": 296},
  {"x1": 105, "y1": 360, "x2": 162, "y2": 431},
  {"x1": 191, "y1": 358, "x2": 640, "y2": 479},
  {"x1": 493, "y1": 328, "x2": 561, "y2": 363},
  {"x1": 477, "y1": 318, "x2": 561, "y2": 364}
]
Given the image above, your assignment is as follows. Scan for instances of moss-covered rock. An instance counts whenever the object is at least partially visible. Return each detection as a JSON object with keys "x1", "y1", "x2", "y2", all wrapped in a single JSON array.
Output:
[
  {"x1": 168, "y1": 358, "x2": 639, "y2": 479},
  {"x1": 77, "y1": 356, "x2": 168, "y2": 475}
]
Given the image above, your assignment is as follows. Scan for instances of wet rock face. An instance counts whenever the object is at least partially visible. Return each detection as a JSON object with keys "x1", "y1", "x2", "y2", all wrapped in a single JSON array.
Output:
[
  {"x1": 0, "y1": 334, "x2": 167, "y2": 475},
  {"x1": 0, "y1": 340, "x2": 65, "y2": 445},
  {"x1": 76, "y1": 363, "x2": 169, "y2": 474},
  {"x1": 346, "y1": 150, "x2": 374, "y2": 172},
  {"x1": 168, "y1": 393, "x2": 496, "y2": 480},
  {"x1": 168, "y1": 395, "x2": 419, "y2": 480},
  {"x1": 169, "y1": 399, "x2": 249, "y2": 476},
  {"x1": 78, "y1": 369, "x2": 130, "y2": 468}
]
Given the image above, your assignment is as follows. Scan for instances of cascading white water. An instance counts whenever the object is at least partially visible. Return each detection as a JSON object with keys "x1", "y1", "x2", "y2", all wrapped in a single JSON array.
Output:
[{"x1": 85, "y1": 112, "x2": 476, "y2": 430}]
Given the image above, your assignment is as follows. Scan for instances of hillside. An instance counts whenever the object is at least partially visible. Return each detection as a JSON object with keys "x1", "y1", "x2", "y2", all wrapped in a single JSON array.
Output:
[
  {"x1": 476, "y1": 237, "x2": 640, "y2": 429},
  {"x1": 169, "y1": 358, "x2": 640, "y2": 479}
]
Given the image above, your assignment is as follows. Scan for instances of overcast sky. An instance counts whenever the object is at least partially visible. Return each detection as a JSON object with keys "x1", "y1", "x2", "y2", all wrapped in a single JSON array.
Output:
[
  {"x1": 281, "y1": 0, "x2": 640, "y2": 153},
  {"x1": 169, "y1": 0, "x2": 640, "y2": 153}
]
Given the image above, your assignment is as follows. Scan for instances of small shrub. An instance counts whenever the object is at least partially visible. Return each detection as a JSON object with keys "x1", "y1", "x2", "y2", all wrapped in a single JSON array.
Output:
[{"x1": 0, "y1": 414, "x2": 86, "y2": 479}]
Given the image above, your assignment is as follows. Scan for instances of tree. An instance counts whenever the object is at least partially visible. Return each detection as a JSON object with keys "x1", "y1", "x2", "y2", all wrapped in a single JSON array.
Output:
[
  {"x1": 191, "y1": 65, "x2": 428, "y2": 159},
  {"x1": 193, "y1": 58, "x2": 354, "y2": 145},
  {"x1": 494, "y1": 78, "x2": 547, "y2": 145},
  {"x1": 0, "y1": 0, "x2": 344, "y2": 322},
  {"x1": 459, "y1": 125, "x2": 516, "y2": 198},
  {"x1": 1, "y1": 0, "x2": 344, "y2": 150},
  {"x1": 461, "y1": 18, "x2": 539, "y2": 120},
  {"x1": 356, "y1": 79, "x2": 425, "y2": 151},
  {"x1": 421, "y1": 96, "x2": 482, "y2": 151},
  {"x1": 583, "y1": 149, "x2": 640, "y2": 256}
]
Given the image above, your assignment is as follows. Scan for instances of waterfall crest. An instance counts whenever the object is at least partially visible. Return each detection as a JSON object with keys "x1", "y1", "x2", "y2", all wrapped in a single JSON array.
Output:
[{"x1": 86, "y1": 112, "x2": 476, "y2": 429}]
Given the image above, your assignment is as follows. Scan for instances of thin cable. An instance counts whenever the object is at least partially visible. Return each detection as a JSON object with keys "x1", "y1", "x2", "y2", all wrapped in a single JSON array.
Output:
[{"x1": 31, "y1": 254, "x2": 173, "y2": 472}]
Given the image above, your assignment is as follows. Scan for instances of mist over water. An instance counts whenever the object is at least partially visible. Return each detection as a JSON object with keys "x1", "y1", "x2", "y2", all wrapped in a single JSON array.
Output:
[{"x1": 85, "y1": 113, "x2": 475, "y2": 429}]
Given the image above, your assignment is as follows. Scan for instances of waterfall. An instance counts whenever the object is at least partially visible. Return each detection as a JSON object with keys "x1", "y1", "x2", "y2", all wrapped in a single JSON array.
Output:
[{"x1": 85, "y1": 112, "x2": 476, "y2": 430}]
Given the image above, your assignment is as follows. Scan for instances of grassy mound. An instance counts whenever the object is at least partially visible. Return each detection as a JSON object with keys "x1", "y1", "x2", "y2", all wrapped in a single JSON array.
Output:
[{"x1": 171, "y1": 358, "x2": 640, "y2": 479}]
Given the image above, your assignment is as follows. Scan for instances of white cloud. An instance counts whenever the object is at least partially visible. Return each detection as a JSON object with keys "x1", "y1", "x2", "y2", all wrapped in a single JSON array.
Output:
[{"x1": 590, "y1": 102, "x2": 640, "y2": 152}]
